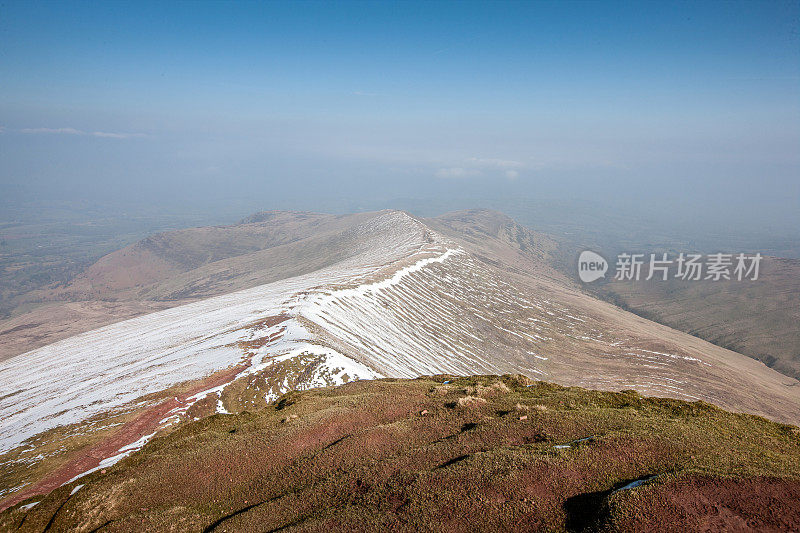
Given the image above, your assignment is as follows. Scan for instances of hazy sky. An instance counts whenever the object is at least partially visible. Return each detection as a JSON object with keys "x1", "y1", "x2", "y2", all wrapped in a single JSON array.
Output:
[{"x1": 1, "y1": 1, "x2": 798, "y2": 230}]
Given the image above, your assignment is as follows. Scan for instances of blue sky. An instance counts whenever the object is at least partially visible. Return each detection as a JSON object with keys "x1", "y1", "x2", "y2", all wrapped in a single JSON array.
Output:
[{"x1": 1, "y1": 1, "x2": 798, "y2": 229}]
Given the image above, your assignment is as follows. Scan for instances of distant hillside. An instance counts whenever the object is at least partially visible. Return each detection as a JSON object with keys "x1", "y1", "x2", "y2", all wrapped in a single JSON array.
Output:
[
  {"x1": 506, "y1": 214, "x2": 800, "y2": 382},
  {"x1": 593, "y1": 256, "x2": 800, "y2": 380},
  {"x1": 3, "y1": 375, "x2": 799, "y2": 531},
  {"x1": 0, "y1": 211, "x2": 382, "y2": 360},
  {"x1": 431, "y1": 209, "x2": 800, "y2": 380},
  {"x1": 61, "y1": 210, "x2": 376, "y2": 299},
  {"x1": 426, "y1": 209, "x2": 564, "y2": 284}
]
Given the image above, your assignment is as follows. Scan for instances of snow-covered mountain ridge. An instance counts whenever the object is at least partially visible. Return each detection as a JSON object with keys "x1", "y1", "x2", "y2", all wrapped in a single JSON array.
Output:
[{"x1": 1, "y1": 210, "x2": 798, "y2": 509}]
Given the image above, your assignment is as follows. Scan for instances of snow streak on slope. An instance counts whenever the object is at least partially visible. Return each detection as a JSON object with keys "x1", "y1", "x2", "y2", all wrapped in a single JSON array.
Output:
[
  {"x1": 298, "y1": 242, "x2": 718, "y2": 400},
  {"x1": 0, "y1": 212, "x2": 424, "y2": 453},
  {"x1": 302, "y1": 246, "x2": 507, "y2": 377}
]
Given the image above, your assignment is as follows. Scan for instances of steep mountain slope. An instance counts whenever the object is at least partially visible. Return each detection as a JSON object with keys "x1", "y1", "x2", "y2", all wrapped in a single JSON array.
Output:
[
  {"x1": 510, "y1": 208, "x2": 800, "y2": 381},
  {"x1": 1, "y1": 210, "x2": 798, "y2": 511},
  {"x1": 3, "y1": 376, "x2": 799, "y2": 532},
  {"x1": 595, "y1": 257, "x2": 800, "y2": 380}
]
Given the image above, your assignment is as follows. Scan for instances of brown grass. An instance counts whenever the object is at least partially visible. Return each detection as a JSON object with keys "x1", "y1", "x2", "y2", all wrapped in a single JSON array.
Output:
[{"x1": 2, "y1": 375, "x2": 798, "y2": 532}]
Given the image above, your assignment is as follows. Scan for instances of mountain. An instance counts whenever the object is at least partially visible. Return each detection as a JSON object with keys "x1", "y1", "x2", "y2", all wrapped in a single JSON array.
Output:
[
  {"x1": 0, "y1": 211, "x2": 384, "y2": 360},
  {"x1": 3, "y1": 375, "x2": 799, "y2": 531},
  {"x1": 594, "y1": 258, "x2": 800, "y2": 380},
  {"x1": 1, "y1": 209, "x2": 798, "y2": 512},
  {"x1": 506, "y1": 207, "x2": 800, "y2": 382}
]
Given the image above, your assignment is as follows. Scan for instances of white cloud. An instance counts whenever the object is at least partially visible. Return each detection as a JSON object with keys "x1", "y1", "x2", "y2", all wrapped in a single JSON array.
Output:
[
  {"x1": 21, "y1": 127, "x2": 83, "y2": 135},
  {"x1": 91, "y1": 131, "x2": 146, "y2": 139},
  {"x1": 19, "y1": 127, "x2": 145, "y2": 139},
  {"x1": 467, "y1": 157, "x2": 523, "y2": 169},
  {"x1": 434, "y1": 167, "x2": 481, "y2": 179},
  {"x1": 434, "y1": 157, "x2": 525, "y2": 179}
]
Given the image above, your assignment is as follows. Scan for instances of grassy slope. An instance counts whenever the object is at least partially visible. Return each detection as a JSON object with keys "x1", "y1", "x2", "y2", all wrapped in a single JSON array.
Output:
[{"x1": 3, "y1": 375, "x2": 798, "y2": 532}]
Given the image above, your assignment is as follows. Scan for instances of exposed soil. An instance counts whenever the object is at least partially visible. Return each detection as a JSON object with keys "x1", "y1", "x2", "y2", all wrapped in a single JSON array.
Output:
[
  {"x1": 0, "y1": 362, "x2": 248, "y2": 512},
  {"x1": 607, "y1": 475, "x2": 800, "y2": 532},
  {"x1": 235, "y1": 313, "x2": 291, "y2": 352}
]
